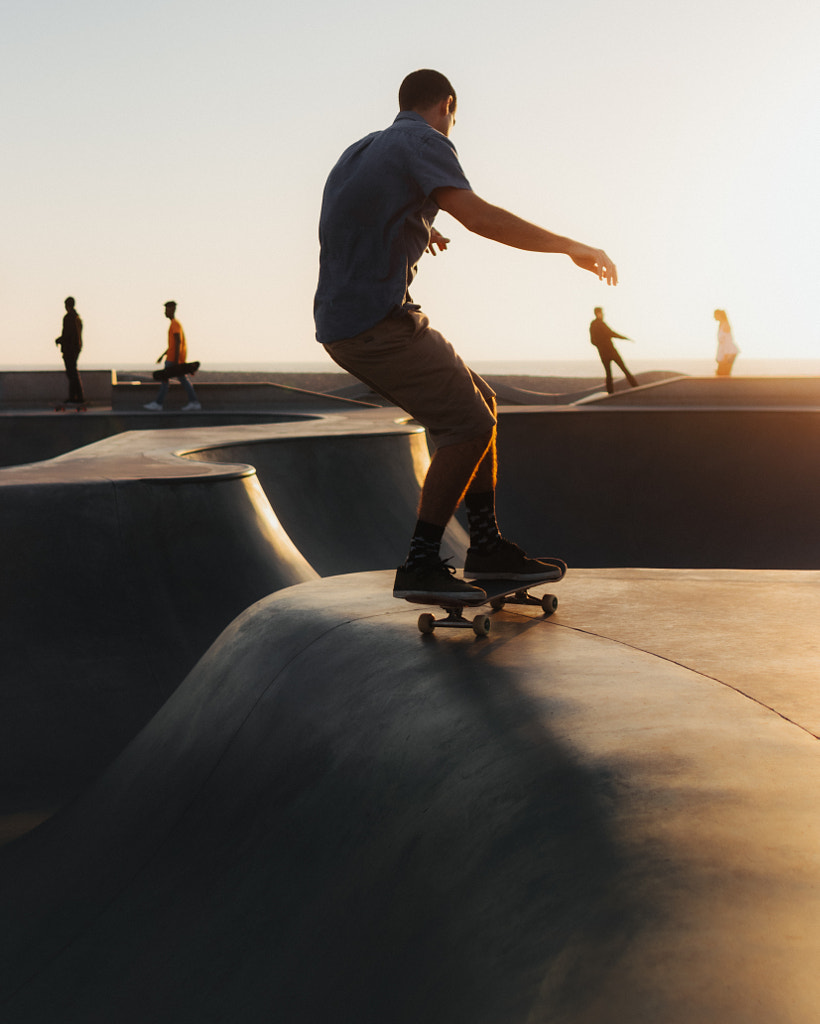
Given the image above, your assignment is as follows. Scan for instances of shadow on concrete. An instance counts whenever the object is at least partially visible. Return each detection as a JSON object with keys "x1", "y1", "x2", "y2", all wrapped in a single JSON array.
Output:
[{"x1": 0, "y1": 578, "x2": 650, "y2": 1024}]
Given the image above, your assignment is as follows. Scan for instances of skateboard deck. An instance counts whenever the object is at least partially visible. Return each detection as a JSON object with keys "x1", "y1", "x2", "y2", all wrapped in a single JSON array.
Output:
[
  {"x1": 407, "y1": 574, "x2": 561, "y2": 636},
  {"x1": 152, "y1": 360, "x2": 201, "y2": 381},
  {"x1": 55, "y1": 401, "x2": 89, "y2": 412}
]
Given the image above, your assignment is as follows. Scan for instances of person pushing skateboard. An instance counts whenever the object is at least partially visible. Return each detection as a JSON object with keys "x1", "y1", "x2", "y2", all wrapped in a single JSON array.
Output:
[
  {"x1": 314, "y1": 69, "x2": 618, "y2": 603},
  {"x1": 55, "y1": 296, "x2": 85, "y2": 405}
]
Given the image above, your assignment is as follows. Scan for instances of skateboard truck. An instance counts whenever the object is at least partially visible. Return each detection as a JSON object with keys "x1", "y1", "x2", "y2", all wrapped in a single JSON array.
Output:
[
  {"x1": 418, "y1": 606, "x2": 494, "y2": 637},
  {"x1": 415, "y1": 582, "x2": 559, "y2": 636}
]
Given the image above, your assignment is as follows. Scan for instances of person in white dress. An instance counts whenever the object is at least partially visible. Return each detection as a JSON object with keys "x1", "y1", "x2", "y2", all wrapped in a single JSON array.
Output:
[{"x1": 714, "y1": 309, "x2": 739, "y2": 376}]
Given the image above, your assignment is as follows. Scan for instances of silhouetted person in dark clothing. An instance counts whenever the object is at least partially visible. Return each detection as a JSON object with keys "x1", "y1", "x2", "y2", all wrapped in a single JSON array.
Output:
[
  {"x1": 55, "y1": 296, "x2": 85, "y2": 403},
  {"x1": 589, "y1": 307, "x2": 637, "y2": 394}
]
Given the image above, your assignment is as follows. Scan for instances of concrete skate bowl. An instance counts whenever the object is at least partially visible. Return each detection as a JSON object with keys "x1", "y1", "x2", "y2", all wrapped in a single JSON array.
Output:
[
  {"x1": 4, "y1": 388, "x2": 820, "y2": 828},
  {"x1": 4, "y1": 390, "x2": 820, "y2": 1021},
  {"x1": 3, "y1": 571, "x2": 820, "y2": 1023},
  {"x1": 491, "y1": 404, "x2": 820, "y2": 569},
  {"x1": 0, "y1": 410, "x2": 469, "y2": 827},
  {"x1": 180, "y1": 429, "x2": 467, "y2": 576}
]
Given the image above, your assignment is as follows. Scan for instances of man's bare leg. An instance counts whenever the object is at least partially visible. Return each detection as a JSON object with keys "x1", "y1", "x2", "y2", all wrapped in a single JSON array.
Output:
[
  {"x1": 417, "y1": 431, "x2": 493, "y2": 526},
  {"x1": 394, "y1": 430, "x2": 493, "y2": 598}
]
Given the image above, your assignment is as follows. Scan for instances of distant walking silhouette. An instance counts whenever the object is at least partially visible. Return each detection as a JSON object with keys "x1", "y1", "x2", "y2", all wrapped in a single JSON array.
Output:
[
  {"x1": 714, "y1": 309, "x2": 739, "y2": 376},
  {"x1": 589, "y1": 307, "x2": 638, "y2": 394},
  {"x1": 54, "y1": 296, "x2": 85, "y2": 403},
  {"x1": 144, "y1": 301, "x2": 201, "y2": 411}
]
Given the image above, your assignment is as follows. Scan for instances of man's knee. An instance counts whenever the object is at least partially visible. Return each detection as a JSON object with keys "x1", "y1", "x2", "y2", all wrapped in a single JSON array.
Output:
[
  {"x1": 468, "y1": 426, "x2": 494, "y2": 458},
  {"x1": 436, "y1": 427, "x2": 493, "y2": 460}
]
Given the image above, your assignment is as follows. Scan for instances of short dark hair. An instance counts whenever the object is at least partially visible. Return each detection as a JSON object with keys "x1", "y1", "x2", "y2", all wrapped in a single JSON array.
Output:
[
  {"x1": 165, "y1": 300, "x2": 177, "y2": 311},
  {"x1": 399, "y1": 69, "x2": 456, "y2": 112},
  {"x1": 65, "y1": 296, "x2": 75, "y2": 308}
]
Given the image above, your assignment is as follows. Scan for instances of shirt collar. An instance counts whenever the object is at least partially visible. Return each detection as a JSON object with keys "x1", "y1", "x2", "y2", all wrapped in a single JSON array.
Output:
[{"x1": 393, "y1": 111, "x2": 428, "y2": 126}]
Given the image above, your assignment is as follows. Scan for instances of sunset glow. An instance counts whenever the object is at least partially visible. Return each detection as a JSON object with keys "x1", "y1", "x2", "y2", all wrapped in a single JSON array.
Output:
[{"x1": 2, "y1": 0, "x2": 818, "y2": 370}]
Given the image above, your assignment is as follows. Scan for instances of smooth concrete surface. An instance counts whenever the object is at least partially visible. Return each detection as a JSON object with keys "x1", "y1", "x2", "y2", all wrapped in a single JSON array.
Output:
[
  {"x1": 186, "y1": 431, "x2": 461, "y2": 575},
  {"x1": 3, "y1": 385, "x2": 820, "y2": 819},
  {"x1": 0, "y1": 370, "x2": 114, "y2": 407},
  {"x1": 494, "y1": 405, "x2": 820, "y2": 568},
  {"x1": 0, "y1": 411, "x2": 467, "y2": 816},
  {"x1": 112, "y1": 379, "x2": 378, "y2": 411},
  {"x1": 330, "y1": 369, "x2": 681, "y2": 407},
  {"x1": 0, "y1": 410, "x2": 315, "y2": 469},
  {"x1": 3, "y1": 380, "x2": 820, "y2": 1020},
  {"x1": 2, "y1": 568, "x2": 820, "y2": 1023},
  {"x1": 0, "y1": 464, "x2": 316, "y2": 815},
  {"x1": 586, "y1": 375, "x2": 820, "y2": 407}
]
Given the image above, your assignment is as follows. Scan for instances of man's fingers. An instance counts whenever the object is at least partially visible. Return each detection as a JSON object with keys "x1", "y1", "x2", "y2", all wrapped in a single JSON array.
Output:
[
  {"x1": 593, "y1": 250, "x2": 614, "y2": 285},
  {"x1": 572, "y1": 248, "x2": 618, "y2": 285},
  {"x1": 595, "y1": 251, "x2": 618, "y2": 285}
]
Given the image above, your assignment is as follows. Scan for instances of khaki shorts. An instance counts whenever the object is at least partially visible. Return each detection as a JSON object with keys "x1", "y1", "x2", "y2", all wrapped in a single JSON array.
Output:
[{"x1": 324, "y1": 310, "x2": 496, "y2": 448}]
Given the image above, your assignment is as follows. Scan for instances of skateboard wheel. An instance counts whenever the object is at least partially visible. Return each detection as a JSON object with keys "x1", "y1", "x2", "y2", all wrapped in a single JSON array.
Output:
[
  {"x1": 541, "y1": 594, "x2": 558, "y2": 616},
  {"x1": 489, "y1": 596, "x2": 505, "y2": 610},
  {"x1": 418, "y1": 613, "x2": 436, "y2": 634},
  {"x1": 472, "y1": 614, "x2": 491, "y2": 637}
]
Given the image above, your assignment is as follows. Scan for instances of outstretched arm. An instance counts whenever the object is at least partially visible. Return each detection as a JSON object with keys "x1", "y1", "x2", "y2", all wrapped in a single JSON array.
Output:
[{"x1": 432, "y1": 187, "x2": 618, "y2": 285}]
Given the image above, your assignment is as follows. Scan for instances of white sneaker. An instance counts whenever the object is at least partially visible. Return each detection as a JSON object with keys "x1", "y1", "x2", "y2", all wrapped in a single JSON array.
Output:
[
  {"x1": 143, "y1": 401, "x2": 162, "y2": 411},
  {"x1": 182, "y1": 401, "x2": 202, "y2": 412}
]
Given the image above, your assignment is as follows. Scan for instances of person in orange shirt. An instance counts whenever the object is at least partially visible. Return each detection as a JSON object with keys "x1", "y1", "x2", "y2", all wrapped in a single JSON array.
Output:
[{"x1": 144, "y1": 301, "x2": 201, "y2": 411}]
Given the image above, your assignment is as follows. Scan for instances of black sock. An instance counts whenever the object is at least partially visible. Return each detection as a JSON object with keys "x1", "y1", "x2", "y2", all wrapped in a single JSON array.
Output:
[
  {"x1": 404, "y1": 520, "x2": 445, "y2": 568},
  {"x1": 464, "y1": 491, "x2": 501, "y2": 553}
]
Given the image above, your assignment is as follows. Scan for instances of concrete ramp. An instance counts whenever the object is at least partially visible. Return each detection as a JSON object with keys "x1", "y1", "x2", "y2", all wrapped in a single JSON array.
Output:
[
  {"x1": 0, "y1": 461, "x2": 316, "y2": 818},
  {"x1": 494, "y1": 405, "x2": 820, "y2": 568},
  {"x1": 580, "y1": 375, "x2": 820, "y2": 407},
  {"x1": 2, "y1": 569, "x2": 820, "y2": 1023},
  {"x1": 0, "y1": 411, "x2": 467, "y2": 820}
]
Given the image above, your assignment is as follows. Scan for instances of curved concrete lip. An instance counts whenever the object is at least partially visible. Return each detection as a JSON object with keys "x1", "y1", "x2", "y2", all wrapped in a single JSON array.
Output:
[{"x1": 0, "y1": 407, "x2": 421, "y2": 484}]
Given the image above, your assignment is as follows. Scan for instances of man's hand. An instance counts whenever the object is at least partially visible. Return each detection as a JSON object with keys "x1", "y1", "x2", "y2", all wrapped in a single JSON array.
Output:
[
  {"x1": 570, "y1": 247, "x2": 618, "y2": 285},
  {"x1": 426, "y1": 228, "x2": 450, "y2": 255}
]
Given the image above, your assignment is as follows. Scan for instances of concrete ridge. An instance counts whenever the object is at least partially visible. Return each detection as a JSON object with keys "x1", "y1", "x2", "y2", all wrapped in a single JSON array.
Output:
[{"x1": 584, "y1": 374, "x2": 820, "y2": 406}]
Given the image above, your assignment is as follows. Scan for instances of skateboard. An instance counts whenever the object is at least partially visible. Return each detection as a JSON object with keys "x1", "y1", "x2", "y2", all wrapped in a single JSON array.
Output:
[
  {"x1": 55, "y1": 401, "x2": 88, "y2": 412},
  {"x1": 152, "y1": 360, "x2": 200, "y2": 380},
  {"x1": 407, "y1": 575, "x2": 560, "y2": 637}
]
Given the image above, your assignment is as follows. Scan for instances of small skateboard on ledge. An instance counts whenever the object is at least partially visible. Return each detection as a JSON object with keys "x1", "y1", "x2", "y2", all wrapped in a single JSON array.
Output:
[
  {"x1": 55, "y1": 400, "x2": 89, "y2": 412},
  {"x1": 406, "y1": 574, "x2": 560, "y2": 637}
]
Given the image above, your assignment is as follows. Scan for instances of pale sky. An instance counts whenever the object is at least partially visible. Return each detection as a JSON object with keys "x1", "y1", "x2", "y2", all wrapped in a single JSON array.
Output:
[{"x1": 3, "y1": 0, "x2": 819, "y2": 370}]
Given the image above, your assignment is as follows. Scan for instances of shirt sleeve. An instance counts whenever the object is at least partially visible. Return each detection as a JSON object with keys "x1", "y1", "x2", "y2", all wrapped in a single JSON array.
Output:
[{"x1": 412, "y1": 134, "x2": 472, "y2": 198}]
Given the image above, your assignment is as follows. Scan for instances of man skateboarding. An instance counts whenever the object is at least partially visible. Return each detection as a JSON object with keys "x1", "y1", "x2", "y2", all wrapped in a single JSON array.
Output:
[
  {"x1": 589, "y1": 307, "x2": 638, "y2": 394},
  {"x1": 314, "y1": 69, "x2": 618, "y2": 602}
]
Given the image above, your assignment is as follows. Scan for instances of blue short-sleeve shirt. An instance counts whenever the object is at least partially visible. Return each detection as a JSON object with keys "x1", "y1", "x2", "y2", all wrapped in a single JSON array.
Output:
[{"x1": 314, "y1": 111, "x2": 472, "y2": 344}]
